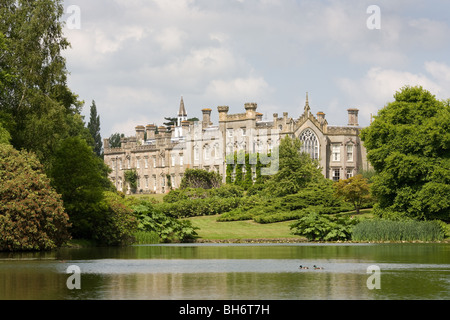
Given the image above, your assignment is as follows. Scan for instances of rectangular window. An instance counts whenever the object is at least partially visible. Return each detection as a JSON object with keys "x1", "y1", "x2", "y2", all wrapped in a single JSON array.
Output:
[
  {"x1": 171, "y1": 155, "x2": 176, "y2": 167},
  {"x1": 194, "y1": 148, "x2": 199, "y2": 161},
  {"x1": 127, "y1": 158, "x2": 131, "y2": 169},
  {"x1": 111, "y1": 159, "x2": 115, "y2": 171},
  {"x1": 332, "y1": 144, "x2": 340, "y2": 162},
  {"x1": 145, "y1": 176, "x2": 149, "y2": 189},
  {"x1": 227, "y1": 129, "x2": 233, "y2": 138},
  {"x1": 333, "y1": 169, "x2": 340, "y2": 182},
  {"x1": 347, "y1": 145, "x2": 353, "y2": 162},
  {"x1": 346, "y1": 169, "x2": 353, "y2": 179},
  {"x1": 153, "y1": 156, "x2": 156, "y2": 168},
  {"x1": 180, "y1": 154, "x2": 184, "y2": 166},
  {"x1": 171, "y1": 175, "x2": 176, "y2": 188},
  {"x1": 144, "y1": 158, "x2": 148, "y2": 168},
  {"x1": 214, "y1": 145, "x2": 220, "y2": 159},
  {"x1": 119, "y1": 159, "x2": 122, "y2": 170},
  {"x1": 136, "y1": 158, "x2": 140, "y2": 169},
  {"x1": 241, "y1": 128, "x2": 246, "y2": 136}
]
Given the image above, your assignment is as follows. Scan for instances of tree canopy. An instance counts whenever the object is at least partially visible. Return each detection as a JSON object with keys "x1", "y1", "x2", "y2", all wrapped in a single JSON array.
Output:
[
  {"x1": 265, "y1": 135, "x2": 323, "y2": 197},
  {"x1": 361, "y1": 86, "x2": 450, "y2": 221}
]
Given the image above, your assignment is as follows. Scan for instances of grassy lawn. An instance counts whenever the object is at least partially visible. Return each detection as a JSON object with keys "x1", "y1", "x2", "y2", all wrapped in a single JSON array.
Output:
[
  {"x1": 127, "y1": 193, "x2": 166, "y2": 203},
  {"x1": 186, "y1": 215, "x2": 302, "y2": 241},
  {"x1": 186, "y1": 209, "x2": 375, "y2": 241}
]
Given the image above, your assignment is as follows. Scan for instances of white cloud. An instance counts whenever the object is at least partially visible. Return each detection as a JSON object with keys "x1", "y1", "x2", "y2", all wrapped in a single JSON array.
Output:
[
  {"x1": 337, "y1": 62, "x2": 450, "y2": 124},
  {"x1": 205, "y1": 76, "x2": 273, "y2": 105},
  {"x1": 155, "y1": 27, "x2": 187, "y2": 52},
  {"x1": 61, "y1": 0, "x2": 450, "y2": 137}
]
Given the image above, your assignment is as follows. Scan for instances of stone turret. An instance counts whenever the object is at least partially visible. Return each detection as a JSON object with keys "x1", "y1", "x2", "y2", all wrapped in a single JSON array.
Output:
[
  {"x1": 245, "y1": 103, "x2": 257, "y2": 119},
  {"x1": 218, "y1": 106, "x2": 230, "y2": 122}
]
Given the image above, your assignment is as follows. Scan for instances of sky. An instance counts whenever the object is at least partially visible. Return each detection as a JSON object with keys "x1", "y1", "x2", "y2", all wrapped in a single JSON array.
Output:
[{"x1": 61, "y1": 0, "x2": 450, "y2": 139}]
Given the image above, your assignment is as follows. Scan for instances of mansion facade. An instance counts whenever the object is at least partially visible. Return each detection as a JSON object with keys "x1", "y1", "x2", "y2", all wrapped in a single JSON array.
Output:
[{"x1": 103, "y1": 95, "x2": 370, "y2": 194}]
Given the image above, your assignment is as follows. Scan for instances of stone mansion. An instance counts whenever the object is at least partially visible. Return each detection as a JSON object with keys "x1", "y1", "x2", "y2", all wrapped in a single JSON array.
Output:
[{"x1": 103, "y1": 95, "x2": 370, "y2": 194}]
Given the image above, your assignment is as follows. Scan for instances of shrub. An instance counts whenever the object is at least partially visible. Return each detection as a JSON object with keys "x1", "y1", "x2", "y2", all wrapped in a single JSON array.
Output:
[
  {"x1": 0, "y1": 145, "x2": 71, "y2": 251},
  {"x1": 180, "y1": 168, "x2": 222, "y2": 189},
  {"x1": 159, "y1": 196, "x2": 241, "y2": 218},
  {"x1": 92, "y1": 192, "x2": 139, "y2": 246},
  {"x1": 133, "y1": 201, "x2": 198, "y2": 243},
  {"x1": 290, "y1": 210, "x2": 358, "y2": 241}
]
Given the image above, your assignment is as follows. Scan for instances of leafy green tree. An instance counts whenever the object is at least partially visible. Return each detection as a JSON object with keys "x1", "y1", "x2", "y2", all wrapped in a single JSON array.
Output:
[
  {"x1": 94, "y1": 192, "x2": 138, "y2": 246},
  {"x1": 87, "y1": 100, "x2": 102, "y2": 157},
  {"x1": 0, "y1": 0, "x2": 84, "y2": 170},
  {"x1": 50, "y1": 136, "x2": 108, "y2": 238},
  {"x1": 266, "y1": 135, "x2": 323, "y2": 197},
  {"x1": 124, "y1": 169, "x2": 138, "y2": 194},
  {"x1": 109, "y1": 132, "x2": 125, "y2": 148},
  {"x1": 361, "y1": 86, "x2": 450, "y2": 221},
  {"x1": 0, "y1": 144, "x2": 71, "y2": 251},
  {"x1": 334, "y1": 174, "x2": 372, "y2": 215},
  {"x1": 0, "y1": 122, "x2": 11, "y2": 145}
]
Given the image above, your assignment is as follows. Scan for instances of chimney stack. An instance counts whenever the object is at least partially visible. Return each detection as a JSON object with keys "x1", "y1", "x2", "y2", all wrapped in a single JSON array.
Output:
[
  {"x1": 135, "y1": 125, "x2": 145, "y2": 142},
  {"x1": 347, "y1": 108, "x2": 359, "y2": 126},
  {"x1": 202, "y1": 108, "x2": 212, "y2": 128},
  {"x1": 317, "y1": 112, "x2": 326, "y2": 124}
]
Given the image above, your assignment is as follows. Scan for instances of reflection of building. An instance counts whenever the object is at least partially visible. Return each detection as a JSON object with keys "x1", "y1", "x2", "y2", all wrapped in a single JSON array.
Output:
[{"x1": 103, "y1": 94, "x2": 370, "y2": 194}]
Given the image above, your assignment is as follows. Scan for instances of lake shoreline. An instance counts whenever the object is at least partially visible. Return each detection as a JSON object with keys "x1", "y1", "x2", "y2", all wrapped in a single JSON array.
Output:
[{"x1": 194, "y1": 238, "x2": 450, "y2": 244}]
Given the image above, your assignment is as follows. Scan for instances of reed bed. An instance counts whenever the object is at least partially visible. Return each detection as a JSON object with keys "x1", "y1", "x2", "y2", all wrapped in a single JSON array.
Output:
[
  {"x1": 132, "y1": 231, "x2": 160, "y2": 244},
  {"x1": 352, "y1": 219, "x2": 445, "y2": 242}
]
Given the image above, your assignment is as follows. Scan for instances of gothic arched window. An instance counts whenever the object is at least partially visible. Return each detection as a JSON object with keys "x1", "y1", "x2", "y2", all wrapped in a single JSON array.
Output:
[{"x1": 299, "y1": 129, "x2": 320, "y2": 160}]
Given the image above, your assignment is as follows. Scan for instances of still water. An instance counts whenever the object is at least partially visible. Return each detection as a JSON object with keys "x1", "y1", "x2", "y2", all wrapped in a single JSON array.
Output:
[{"x1": 0, "y1": 243, "x2": 449, "y2": 300}]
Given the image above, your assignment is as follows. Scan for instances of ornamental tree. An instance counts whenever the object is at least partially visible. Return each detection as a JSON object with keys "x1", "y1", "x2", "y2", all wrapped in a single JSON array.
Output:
[
  {"x1": 360, "y1": 86, "x2": 450, "y2": 221},
  {"x1": 334, "y1": 174, "x2": 372, "y2": 215},
  {"x1": 0, "y1": 144, "x2": 71, "y2": 251}
]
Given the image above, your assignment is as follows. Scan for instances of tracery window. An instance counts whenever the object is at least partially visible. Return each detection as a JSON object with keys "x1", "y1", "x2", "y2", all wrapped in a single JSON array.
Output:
[{"x1": 299, "y1": 129, "x2": 320, "y2": 160}]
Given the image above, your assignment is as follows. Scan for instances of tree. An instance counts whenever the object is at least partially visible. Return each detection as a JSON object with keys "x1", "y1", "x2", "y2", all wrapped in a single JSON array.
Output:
[
  {"x1": 109, "y1": 132, "x2": 125, "y2": 148},
  {"x1": 0, "y1": 121, "x2": 11, "y2": 145},
  {"x1": 0, "y1": 144, "x2": 71, "y2": 251},
  {"x1": 334, "y1": 174, "x2": 372, "y2": 215},
  {"x1": 360, "y1": 86, "x2": 450, "y2": 221},
  {"x1": 266, "y1": 135, "x2": 323, "y2": 197},
  {"x1": 87, "y1": 100, "x2": 102, "y2": 157},
  {"x1": 0, "y1": 0, "x2": 84, "y2": 170},
  {"x1": 163, "y1": 117, "x2": 177, "y2": 132},
  {"x1": 50, "y1": 136, "x2": 108, "y2": 238},
  {"x1": 180, "y1": 168, "x2": 222, "y2": 189},
  {"x1": 124, "y1": 169, "x2": 138, "y2": 194}
]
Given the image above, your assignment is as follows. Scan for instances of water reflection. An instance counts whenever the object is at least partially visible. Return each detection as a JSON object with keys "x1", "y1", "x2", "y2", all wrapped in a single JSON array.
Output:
[{"x1": 1, "y1": 243, "x2": 449, "y2": 300}]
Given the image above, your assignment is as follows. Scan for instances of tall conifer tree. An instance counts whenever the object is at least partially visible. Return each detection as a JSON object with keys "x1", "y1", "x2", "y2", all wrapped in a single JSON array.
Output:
[{"x1": 87, "y1": 100, "x2": 102, "y2": 157}]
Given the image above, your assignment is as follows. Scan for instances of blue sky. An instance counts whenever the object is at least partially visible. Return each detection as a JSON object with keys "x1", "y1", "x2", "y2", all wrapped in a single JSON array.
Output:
[{"x1": 62, "y1": 0, "x2": 450, "y2": 139}]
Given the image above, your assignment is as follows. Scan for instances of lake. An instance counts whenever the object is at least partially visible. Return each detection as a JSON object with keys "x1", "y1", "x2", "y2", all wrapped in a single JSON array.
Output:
[{"x1": 0, "y1": 243, "x2": 449, "y2": 300}]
